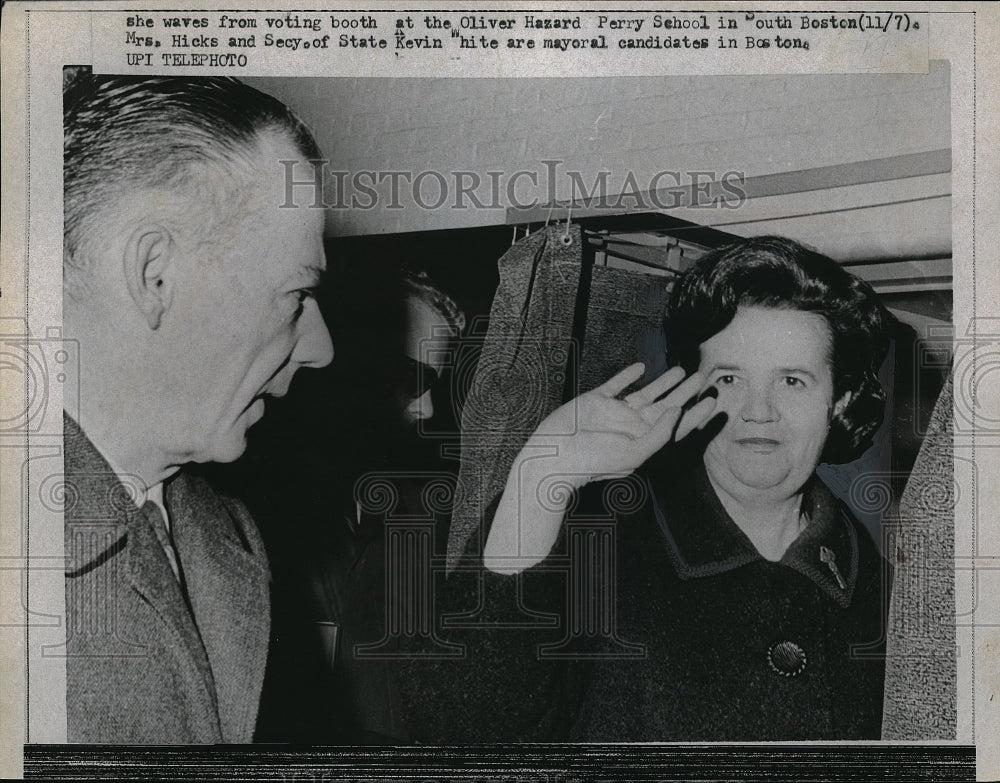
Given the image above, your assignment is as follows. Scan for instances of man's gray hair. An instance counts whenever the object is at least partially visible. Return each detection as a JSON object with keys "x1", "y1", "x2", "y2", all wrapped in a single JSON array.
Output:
[{"x1": 63, "y1": 71, "x2": 321, "y2": 289}]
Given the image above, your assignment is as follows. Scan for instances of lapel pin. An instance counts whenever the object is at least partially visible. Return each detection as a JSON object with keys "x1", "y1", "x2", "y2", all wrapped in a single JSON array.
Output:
[{"x1": 819, "y1": 545, "x2": 847, "y2": 590}]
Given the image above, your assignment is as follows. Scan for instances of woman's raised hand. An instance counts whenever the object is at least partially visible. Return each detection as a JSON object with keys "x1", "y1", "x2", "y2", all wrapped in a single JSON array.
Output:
[
  {"x1": 526, "y1": 363, "x2": 717, "y2": 488},
  {"x1": 484, "y1": 363, "x2": 716, "y2": 573}
]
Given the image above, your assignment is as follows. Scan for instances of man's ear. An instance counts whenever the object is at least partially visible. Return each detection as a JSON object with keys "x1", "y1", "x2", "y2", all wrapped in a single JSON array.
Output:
[{"x1": 123, "y1": 225, "x2": 176, "y2": 330}]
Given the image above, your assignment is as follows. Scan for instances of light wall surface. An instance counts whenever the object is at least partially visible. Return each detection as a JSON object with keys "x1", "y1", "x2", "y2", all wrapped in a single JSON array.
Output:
[{"x1": 246, "y1": 64, "x2": 950, "y2": 260}]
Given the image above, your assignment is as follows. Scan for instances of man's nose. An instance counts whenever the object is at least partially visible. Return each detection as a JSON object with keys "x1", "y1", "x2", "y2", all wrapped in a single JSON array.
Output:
[
  {"x1": 293, "y1": 303, "x2": 334, "y2": 368},
  {"x1": 740, "y1": 384, "x2": 777, "y2": 423},
  {"x1": 407, "y1": 390, "x2": 434, "y2": 422}
]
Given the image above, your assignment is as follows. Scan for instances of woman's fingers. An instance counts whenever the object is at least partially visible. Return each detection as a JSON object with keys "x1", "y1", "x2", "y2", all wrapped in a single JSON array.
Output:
[
  {"x1": 641, "y1": 405, "x2": 686, "y2": 455},
  {"x1": 623, "y1": 366, "x2": 686, "y2": 408},
  {"x1": 629, "y1": 392, "x2": 716, "y2": 461},
  {"x1": 674, "y1": 395, "x2": 718, "y2": 441},
  {"x1": 571, "y1": 368, "x2": 716, "y2": 467},
  {"x1": 594, "y1": 362, "x2": 646, "y2": 397},
  {"x1": 641, "y1": 371, "x2": 706, "y2": 422}
]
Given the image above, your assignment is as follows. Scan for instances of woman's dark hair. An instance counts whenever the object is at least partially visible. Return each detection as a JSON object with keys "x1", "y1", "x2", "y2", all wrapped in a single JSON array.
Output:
[{"x1": 665, "y1": 235, "x2": 891, "y2": 464}]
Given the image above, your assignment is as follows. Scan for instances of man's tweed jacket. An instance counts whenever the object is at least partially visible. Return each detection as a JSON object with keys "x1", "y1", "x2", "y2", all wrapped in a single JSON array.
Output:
[{"x1": 63, "y1": 415, "x2": 270, "y2": 743}]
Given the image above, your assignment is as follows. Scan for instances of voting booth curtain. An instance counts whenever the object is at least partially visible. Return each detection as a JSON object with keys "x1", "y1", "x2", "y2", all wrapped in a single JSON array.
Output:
[{"x1": 447, "y1": 223, "x2": 672, "y2": 566}]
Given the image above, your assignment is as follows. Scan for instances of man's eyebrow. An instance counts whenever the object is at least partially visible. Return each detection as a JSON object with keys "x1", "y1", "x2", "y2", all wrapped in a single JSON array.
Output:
[{"x1": 707, "y1": 363, "x2": 742, "y2": 373}]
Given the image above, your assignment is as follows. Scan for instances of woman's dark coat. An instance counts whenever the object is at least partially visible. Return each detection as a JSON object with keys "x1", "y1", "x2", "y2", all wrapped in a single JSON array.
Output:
[{"x1": 396, "y1": 457, "x2": 889, "y2": 742}]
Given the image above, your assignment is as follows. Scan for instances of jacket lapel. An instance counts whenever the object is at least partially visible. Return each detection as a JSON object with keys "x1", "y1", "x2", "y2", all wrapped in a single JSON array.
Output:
[
  {"x1": 167, "y1": 472, "x2": 270, "y2": 743},
  {"x1": 63, "y1": 414, "x2": 222, "y2": 734},
  {"x1": 124, "y1": 506, "x2": 223, "y2": 708}
]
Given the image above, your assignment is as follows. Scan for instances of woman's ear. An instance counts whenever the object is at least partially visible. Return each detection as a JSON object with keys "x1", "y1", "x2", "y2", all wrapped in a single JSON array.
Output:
[{"x1": 123, "y1": 225, "x2": 175, "y2": 330}]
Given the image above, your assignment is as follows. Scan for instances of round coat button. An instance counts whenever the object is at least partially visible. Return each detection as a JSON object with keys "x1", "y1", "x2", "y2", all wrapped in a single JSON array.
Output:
[{"x1": 768, "y1": 640, "x2": 807, "y2": 677}]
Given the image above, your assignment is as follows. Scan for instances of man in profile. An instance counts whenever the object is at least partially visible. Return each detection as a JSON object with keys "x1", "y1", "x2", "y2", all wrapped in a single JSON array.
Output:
[{"x1": 62, "y1": 73, "x2": 333, "y2": 743}]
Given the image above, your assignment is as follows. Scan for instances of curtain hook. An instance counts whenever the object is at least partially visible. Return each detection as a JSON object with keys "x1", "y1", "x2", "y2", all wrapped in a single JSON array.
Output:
[{"x1": 560, "y1": 202, "x2": 574, "y2": 246}]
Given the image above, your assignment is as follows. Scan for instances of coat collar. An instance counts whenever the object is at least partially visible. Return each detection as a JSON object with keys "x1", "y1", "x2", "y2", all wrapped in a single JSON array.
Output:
[
  {"x1": 63, "y1": 413, "x2": 165, "y2": 575},
  {"x1": 64, "y1": 413, "x2": 223, "y2": 730},
  {"x1": 643, "y1": 460, "x2": 860, "y2": 608},
  {"x1": 64, "y1": 414, "x2": 270, "y2": 741}
]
